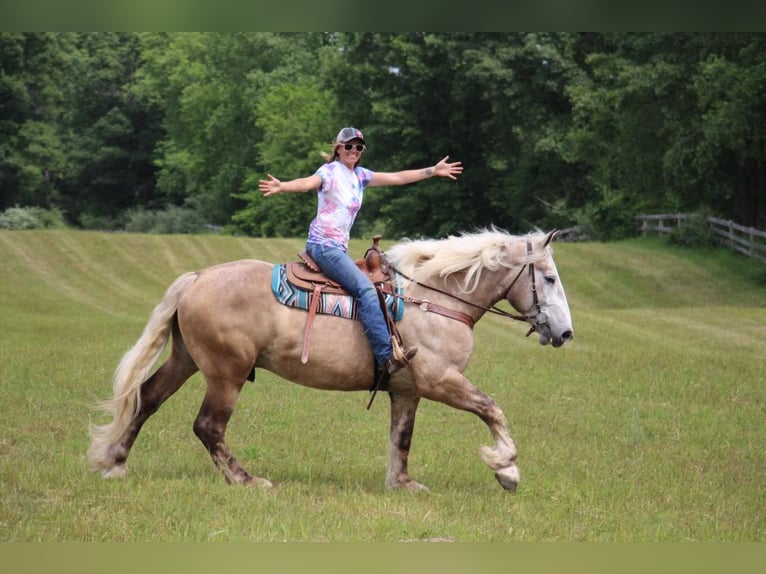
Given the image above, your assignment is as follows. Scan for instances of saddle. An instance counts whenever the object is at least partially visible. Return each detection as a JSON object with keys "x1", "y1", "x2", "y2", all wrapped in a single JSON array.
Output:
[
  {"x1": 285, "y1": 236, "x2": 393, "y2": 294},
  {"x1": 284, "y1": 236, "x2": 401, "y2": 365}
]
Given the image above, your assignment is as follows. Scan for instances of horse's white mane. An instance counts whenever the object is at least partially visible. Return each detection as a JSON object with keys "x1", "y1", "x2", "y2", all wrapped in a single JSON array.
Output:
[{"x1": 386, "y1": 228, "x2": 553, "y2": 293}]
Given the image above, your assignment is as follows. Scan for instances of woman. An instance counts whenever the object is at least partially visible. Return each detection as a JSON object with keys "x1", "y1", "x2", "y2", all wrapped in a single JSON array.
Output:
[{"x1": 258, "y1": 127, "x2": 463, "y2": 375}]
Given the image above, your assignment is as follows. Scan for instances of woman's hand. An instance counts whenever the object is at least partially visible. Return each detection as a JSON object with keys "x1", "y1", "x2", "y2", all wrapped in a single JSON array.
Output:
[
  {"x1": 433, "y1": 156, "x2": 463, "y2": 180},
  {"x1": 258, "y1": 174, "x2": 282, "y2": 197}
]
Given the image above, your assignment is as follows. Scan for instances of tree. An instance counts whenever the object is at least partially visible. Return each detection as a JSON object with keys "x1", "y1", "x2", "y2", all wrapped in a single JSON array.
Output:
[
  {"x1": 232, "y1": 79, "x2": 338, "y2": 236},
  {"x1": 4, "y1": 33, "x2": 765, "y2": 236},
  {"x1": 318, "y1": 33, "x2": 584, "y2": 237},
  {"x1": 561, "y1": 33, "x2": 766, "y2": 236},
  {"x1": 0, "y1": 33, "x2": 74, "y2": 211},
  {"x1": 691, "y1": 34, "x2": 766, "y2": 227},
  {"x1": 136, "y1": 32, "x2": 331, "y2": 227},
  {"x1": 62, "y1": 33, "x2": 163, "y2": 225}
]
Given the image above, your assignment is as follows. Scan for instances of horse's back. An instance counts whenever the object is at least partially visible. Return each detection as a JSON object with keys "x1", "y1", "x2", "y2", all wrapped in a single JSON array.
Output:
[
  {"x1": 196, "y1": 258, "x2": 273, "y2": 281},
  {"x1": 180, "y1": 257, "x2": 275, "y2": 319}
]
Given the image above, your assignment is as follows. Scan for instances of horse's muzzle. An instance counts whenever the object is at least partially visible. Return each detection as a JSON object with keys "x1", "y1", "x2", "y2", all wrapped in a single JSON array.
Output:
[
  {"x1": 532, "y1": 315, "x2": 573, "y2": 348},
  {"x1": 550, "y1": 329, "x2": 573, "y2": 348}
]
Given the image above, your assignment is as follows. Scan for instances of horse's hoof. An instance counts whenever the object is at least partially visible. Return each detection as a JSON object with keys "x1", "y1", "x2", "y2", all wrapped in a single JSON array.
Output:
[
  {"x1": 494, "y1": 465, "x2": 519, "y2": 492},
  {"x1": 101, "y1": 464, "x2": 127, "y2": 479},
  {"x1": 386, "y1": 478, "x2": 429, "y2": 492},
  {"x1": 404, "y1": 480, "x2": 429, "y2": 492},
  {"x1": 246, "y1": 476, "x2": 273, "y2": 488}
]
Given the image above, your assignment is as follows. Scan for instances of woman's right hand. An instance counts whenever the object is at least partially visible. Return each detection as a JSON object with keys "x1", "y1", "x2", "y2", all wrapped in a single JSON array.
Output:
[{"x1": 258, "y1": 174, "x2": 281, "y2": 196}]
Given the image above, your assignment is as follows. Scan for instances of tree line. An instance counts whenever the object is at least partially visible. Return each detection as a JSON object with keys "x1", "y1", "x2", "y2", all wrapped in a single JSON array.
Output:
[{"x1": 2, "y1": 32, "x2": 765, "y2": 239}]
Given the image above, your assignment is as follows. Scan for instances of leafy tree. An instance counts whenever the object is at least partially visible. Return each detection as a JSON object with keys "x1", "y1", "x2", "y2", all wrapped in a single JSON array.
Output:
[
  {"x1": 691, "y1": 34, "x2": 766, "y2": 227},
  {"x1": 3, "y1": 33, "x2": 766, "y2": 237},
  {"x1": 136, "y1": 32, "x2": 331, "y2": 227},
  {"x1": 0, "y1": 33, "x2": 163, "y2": 227},
  {"x1": 562, "y1": 33, "x2": 766, "y2": 236},
  {"x1": 62, "y1": 33, "x2": 163, "y2": 224},
  {"x1": 0, "y1": 33, "x2": 74, "y2": 211},
  {"x1": 317, "y1": 33, "x2": 584, "y2": 238},
  {"x1": 562, "y1": 34, "x2": 698, "y2": 237},
  {"x1": 232, "y1": 78, "x2": 338, "y2": 236}
]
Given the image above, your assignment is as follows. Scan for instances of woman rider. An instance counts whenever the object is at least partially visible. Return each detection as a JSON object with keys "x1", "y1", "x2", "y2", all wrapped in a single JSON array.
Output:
[{"x1": 258, "y1": 127, "x2": 463, "y2": 374}]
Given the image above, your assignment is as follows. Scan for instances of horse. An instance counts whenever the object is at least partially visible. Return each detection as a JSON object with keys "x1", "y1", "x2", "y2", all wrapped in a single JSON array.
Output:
[{"x1": 87, "y1": 228, "x2": 573, "y2": 492}]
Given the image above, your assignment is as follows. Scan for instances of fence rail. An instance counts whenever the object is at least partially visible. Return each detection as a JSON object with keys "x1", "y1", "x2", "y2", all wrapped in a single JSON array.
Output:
[{"x1": 636, "y1": 213, "x2": 766, "y2": 264}]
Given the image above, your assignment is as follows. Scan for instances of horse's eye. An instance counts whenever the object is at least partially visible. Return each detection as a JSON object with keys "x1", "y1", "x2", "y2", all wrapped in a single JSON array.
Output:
[{"x1": 544, "y1": 275, "x2": 556, "y2": 285}]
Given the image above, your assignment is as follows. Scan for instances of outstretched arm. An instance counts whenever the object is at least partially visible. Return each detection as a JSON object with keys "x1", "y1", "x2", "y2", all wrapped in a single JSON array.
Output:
[
  {"x1": 258, "y1": 174, "x2": 322, "y2": 197},
  {"x1": 368, "y1": 156, "x2": 463, "y2": 187}
]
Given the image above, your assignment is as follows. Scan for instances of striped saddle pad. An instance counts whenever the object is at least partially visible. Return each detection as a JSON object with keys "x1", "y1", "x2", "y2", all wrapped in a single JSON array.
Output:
[{"x1": 270, "y1": 264, "x2": 405, "y2": 322}]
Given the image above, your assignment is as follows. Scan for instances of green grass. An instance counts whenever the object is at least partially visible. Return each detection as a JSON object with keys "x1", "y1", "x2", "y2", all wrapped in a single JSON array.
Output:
[{"x1": 1, "y1": 230, "x2": 765, "y2": 541}]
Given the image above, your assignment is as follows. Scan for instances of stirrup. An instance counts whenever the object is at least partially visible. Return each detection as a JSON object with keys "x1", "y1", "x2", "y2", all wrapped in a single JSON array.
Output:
[
  {"x1": 385, "y1": 347, "x2": 418, "y2": 375},
  {"x1": 366, "y1": 341, "x2": 417, "y2": 410}
]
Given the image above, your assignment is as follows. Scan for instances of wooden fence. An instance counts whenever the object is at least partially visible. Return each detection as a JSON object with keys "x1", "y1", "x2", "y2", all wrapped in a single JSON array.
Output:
[{"x1": 635, "y1": 213, "x2": 766, "y2": 264}]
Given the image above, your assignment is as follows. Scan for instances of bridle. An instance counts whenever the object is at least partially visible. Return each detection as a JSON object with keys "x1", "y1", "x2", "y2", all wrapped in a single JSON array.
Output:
[{"x1": 386, "y1": 240, "x2": 549, "y2": 337}]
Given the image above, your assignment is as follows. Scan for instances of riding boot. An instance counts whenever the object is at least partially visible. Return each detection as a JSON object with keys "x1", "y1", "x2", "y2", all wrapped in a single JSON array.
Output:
[{"x1": 384, "y1": 346, "x2": 418, "y2": 375}]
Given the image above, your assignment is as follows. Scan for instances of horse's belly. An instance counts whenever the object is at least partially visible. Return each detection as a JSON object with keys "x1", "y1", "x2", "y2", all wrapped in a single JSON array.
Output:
[
  {"x1": 258, "y1": 356, "x2": 376, "y2": 391},
  {"x1": 257, "y1": 314, "x2": 377, "y2": 391}
]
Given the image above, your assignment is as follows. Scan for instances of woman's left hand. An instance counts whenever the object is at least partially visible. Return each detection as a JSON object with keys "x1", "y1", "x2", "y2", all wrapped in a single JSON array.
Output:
[{"x1": 434, "y1": 156, "x2": 463, "y2": 180}]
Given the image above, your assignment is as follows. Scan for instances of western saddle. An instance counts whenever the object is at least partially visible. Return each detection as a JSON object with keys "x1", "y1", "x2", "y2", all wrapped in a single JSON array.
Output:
[{"x1": 284, "y1": 235, "x2": 400, "y2": 367}]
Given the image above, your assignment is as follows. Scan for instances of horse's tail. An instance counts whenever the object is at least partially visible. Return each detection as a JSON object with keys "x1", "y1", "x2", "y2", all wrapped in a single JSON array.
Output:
[{"x1": 87, "y1": 271, "x2": 199, "y2": 472}]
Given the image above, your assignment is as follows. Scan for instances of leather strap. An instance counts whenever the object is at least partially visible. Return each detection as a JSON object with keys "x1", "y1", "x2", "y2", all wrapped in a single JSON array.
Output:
[
  {"x1": 416, "y1": 299, "x2": 475, "y2": 328},
  {"x1": 388, "y1": 291, "x2": 474, "y2": 329},
  {"x1": 301, "y1": 283, "x2": 324, "y2": 364}
]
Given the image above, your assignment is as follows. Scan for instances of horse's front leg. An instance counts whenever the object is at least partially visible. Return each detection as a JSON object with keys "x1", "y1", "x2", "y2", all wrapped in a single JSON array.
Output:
[
  {"x1": 386, "y1": 392, "x2": 428, "y2": 491},
  {"x1": 421, "y1": 369, "x2": 520, "y2": 492}
]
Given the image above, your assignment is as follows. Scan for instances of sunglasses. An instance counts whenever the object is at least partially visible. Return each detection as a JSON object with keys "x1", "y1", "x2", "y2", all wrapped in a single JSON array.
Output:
[{"x1": 341, "y1": 143, "x2": 366, "y2": 152}]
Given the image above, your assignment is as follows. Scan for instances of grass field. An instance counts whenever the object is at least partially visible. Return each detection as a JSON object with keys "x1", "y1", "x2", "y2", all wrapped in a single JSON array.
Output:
[{"x1": 1, "y1": 229, "x2": 765, "y2": 541}]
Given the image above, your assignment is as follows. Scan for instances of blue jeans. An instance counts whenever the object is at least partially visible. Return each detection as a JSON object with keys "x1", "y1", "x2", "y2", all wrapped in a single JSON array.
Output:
[{"x1": 306, "y1": 242, "x2": 392, "y2": 365}]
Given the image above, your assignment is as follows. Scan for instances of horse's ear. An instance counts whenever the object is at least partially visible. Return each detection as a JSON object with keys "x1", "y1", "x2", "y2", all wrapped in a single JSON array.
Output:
[{"x1": 543, "y1": 229, "x2": 558, "y2": 247}]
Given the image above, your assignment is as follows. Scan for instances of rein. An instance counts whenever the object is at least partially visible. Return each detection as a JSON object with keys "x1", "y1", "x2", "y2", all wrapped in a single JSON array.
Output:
[{"x1": 386, "y1": 241, "x2": 548, "y2": 336}]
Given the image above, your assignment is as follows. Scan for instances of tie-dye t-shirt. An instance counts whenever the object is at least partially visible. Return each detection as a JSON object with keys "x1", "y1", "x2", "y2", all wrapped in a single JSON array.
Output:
[{"x1": 307, "y1": 160, "x2": 374, "y2": 251}]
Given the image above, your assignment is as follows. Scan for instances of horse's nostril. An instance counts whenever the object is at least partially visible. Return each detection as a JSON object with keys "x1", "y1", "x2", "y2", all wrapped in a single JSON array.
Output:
[{"x1": 562, "y1": 330, "x2": 573, "y2": 341}]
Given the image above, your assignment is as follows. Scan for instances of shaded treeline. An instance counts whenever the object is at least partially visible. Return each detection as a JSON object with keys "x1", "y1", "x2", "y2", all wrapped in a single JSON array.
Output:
[{"x1": 2, "y1": 32, "x2": 765, "y2": 238}]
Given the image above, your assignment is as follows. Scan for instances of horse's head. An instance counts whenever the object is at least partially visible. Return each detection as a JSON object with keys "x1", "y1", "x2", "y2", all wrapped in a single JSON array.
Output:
[
  {"x1": 386, "y1": 227, "x2": 574, "y2": 347},
  {"x1": 506, "y1": 230, "x2": 573, "y2": 348}
]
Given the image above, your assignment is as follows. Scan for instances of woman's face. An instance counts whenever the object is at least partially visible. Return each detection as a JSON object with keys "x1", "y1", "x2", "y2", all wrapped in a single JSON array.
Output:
[{"x1": 336, "y1": 138, "x2": 366, "y2": 167}]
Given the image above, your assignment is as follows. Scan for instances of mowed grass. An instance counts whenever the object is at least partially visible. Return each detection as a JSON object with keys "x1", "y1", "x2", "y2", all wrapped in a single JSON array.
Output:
[{"x1": 1, "y1": 229, "x2": 765, "y2": 541}]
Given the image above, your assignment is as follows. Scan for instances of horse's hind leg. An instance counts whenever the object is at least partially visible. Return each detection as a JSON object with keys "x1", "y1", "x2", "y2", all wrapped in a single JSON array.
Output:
[
  {"x1": 386, "y1": 392, "x2": 428, "y2": 491},
  {"x1": 192, "y1": 377, "x2": 272, "y2": 487},
  {"x1": 95, "y1": 333, "x2": 199, "y2": 477}
]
